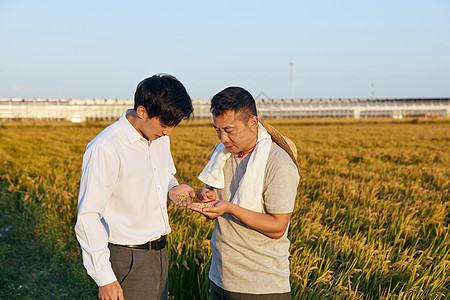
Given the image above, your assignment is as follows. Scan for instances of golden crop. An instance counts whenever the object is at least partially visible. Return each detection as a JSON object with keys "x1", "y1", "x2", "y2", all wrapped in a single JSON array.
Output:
[{"x1": 0, "y1": 119, "x2": 448, "y2": 299}]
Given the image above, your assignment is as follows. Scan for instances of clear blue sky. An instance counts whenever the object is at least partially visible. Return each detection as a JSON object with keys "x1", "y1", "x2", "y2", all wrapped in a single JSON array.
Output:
[{"x1": 1, "y1": 0, "x2": 449, "y2": 100}]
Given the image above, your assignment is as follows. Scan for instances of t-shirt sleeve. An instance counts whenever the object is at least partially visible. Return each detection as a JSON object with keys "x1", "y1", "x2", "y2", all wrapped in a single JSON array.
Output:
[{"x1": 262, "y1": 145, "x2": 300, "y2": 214}]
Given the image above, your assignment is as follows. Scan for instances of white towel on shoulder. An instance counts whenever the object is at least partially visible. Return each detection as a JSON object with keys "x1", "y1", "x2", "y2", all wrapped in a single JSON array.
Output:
[{"x1": 198, "y1": 122, "x2": 271, "y2": 213}]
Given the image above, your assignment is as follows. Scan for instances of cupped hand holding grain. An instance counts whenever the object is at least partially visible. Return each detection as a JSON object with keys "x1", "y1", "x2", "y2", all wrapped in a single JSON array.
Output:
[
  {"x1": 188, "y1": 200, "x2": 230, "y2": 220},
  {"x1": 168, "y1": 184, "x2": 195, "y2": 206}
]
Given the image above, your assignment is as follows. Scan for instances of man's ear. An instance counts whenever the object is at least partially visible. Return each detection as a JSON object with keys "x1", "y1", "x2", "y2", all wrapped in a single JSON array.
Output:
[
  {"x1": 136, "y1": 106, "x2": 147, "y2": 119},
  {"x1": 248, "y1": 115, "x2": 259, "y2": 130}
]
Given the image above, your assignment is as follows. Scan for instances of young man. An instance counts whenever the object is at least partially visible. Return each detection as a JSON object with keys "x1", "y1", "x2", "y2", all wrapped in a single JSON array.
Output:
[
  {"x1": 190, "y1": 87, "x2": 300, "y2": 299},
  {"x1": 75, "y1": 74, "x2": 195, "y2": 300}
]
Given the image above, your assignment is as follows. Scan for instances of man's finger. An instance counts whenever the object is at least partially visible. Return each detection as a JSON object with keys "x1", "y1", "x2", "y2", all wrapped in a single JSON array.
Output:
[
  {"x1": 202, "y1": 211, "x2": 218, "y2": 219},
  {"x1": 196, "y1": 192, "x2": 206, "y2": 201}
]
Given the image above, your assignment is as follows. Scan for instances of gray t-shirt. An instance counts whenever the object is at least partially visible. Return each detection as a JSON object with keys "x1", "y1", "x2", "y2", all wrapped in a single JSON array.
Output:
[{"x1": 209, "y1": 142, "x2": 300, "y2": 294}]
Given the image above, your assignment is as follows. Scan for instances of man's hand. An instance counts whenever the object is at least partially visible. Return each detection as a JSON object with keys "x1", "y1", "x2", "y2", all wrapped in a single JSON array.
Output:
[
  {"x1": 190, "y1": 199, "x2": 292, "y2": 239},
  {"x1": 99, "y1": 281, "x2": 124, "y2": 300},
  {"x1": 190, "y1": 189, "x2": 220, "y2": 219},
  {"x1": 196, "y1": 187, "x2": 216, "y2": 202},
  {"x1": 168, "y1": 184, "x2": 195, "y2": 206},
  {"x1": 189, "y1": 199, "x2": 228, "y2": 219}
]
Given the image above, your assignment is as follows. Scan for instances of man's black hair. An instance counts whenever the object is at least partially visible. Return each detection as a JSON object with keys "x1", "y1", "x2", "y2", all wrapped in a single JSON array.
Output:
[
  {"x1": 210, "y1": 87, "x2": 257, "y2": 122},
  {"x1": 134, "y1": 74, "x2": 193, "y2": 127}
]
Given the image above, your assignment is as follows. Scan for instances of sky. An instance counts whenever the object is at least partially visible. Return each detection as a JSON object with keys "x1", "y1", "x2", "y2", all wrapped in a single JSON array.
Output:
[{"x1": 1, "y1": 0, "x2": 449, "y2": 100}]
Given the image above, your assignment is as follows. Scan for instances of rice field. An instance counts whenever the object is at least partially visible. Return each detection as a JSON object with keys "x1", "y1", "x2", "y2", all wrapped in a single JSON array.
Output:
[{"x1": 0, "y1": 118, "x2": 449, "y2": 299}]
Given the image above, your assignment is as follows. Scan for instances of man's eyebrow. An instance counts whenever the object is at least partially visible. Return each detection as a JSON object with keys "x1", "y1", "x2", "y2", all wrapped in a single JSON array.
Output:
[
  {"x1": 159, "y1": 121, "x2": 169, "y2": 128},
  {"x1": 213, "y1": 125, "x2": 234, "y2": 130}
]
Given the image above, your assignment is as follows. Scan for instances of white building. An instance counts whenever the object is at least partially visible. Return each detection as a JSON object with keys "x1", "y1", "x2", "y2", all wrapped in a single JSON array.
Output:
[{"x1": 0, "y1": 97, "x2": 448, "y2": 122}]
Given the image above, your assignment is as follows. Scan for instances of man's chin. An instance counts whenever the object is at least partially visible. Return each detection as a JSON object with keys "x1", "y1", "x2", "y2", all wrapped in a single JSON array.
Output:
[{"x1": 225, "y1": 146, "x2": 239, "y2": 154}]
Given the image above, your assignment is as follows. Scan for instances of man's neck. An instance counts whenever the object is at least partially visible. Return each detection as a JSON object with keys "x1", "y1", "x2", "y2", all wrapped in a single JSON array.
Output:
[{"x1": 126, "y1": 109, "x2": 148, "y2": 141}]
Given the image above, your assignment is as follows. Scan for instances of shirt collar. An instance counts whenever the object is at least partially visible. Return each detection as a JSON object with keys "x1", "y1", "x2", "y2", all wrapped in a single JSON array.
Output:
[{"x1": 119, "y1": 110, "x2": 146, "y2": 144}]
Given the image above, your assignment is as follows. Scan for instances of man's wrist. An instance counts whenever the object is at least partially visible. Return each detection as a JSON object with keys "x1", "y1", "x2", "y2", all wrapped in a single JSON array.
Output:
[
  {"x1": 91, "y1": 267, "x2": 117, "y2": 287},
  {"x1": 224, "y1": 201, "x2": 232, "y2": 214}
]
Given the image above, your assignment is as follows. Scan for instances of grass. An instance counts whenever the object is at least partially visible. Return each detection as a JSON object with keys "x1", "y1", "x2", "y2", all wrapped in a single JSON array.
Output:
[{"x1": 0, "y1": 118, "x2": 449, "y2": 299}]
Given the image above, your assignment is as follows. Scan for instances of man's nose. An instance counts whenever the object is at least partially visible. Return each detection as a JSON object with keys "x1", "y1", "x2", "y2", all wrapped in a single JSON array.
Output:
[{"x1": 219, "y1": 132, "x2": 229, "y2": 143}]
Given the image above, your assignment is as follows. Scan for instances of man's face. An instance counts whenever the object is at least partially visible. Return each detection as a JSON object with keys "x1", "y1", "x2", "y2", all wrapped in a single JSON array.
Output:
[
  {"x1": 136, "y1": 106, "x2": 173, "y2": 141},
  {"x1": 213, "y1": 110, "x2": 258, "y2": 154}
]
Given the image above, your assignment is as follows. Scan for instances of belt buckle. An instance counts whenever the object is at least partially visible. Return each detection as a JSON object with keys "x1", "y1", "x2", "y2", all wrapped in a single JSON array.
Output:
[{"x1": 151, "y1": 235, "x2": 166, "y2": 250}]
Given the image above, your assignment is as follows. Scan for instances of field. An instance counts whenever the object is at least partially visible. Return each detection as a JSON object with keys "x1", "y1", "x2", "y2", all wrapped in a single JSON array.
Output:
[{"x1": 0, "y1": 119, "x2": 449, "y2": 299}]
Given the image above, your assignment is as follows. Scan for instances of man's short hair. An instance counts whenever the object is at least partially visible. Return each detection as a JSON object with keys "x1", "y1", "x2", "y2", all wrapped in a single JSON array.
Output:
[
  {"x1": 134, "y1": 74, "x2": 193, "y2": 127},
  {"x1": 210, "y1": 87, "x2": 258, "y2": 123}
]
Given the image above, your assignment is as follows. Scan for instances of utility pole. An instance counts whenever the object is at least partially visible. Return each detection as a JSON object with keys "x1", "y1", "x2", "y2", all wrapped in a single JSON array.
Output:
[
  {"x1": 290, "y1": 61, "x2": 293, "y2": 99},
  {"x1": 371, "y1": 82, "x2": 375, "y2": 99}
]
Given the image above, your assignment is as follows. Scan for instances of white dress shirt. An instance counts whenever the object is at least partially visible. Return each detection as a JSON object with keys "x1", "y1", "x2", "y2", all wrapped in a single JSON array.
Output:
[{"x1": 75, "y1": 111, "x2": 179, "y2": 286}]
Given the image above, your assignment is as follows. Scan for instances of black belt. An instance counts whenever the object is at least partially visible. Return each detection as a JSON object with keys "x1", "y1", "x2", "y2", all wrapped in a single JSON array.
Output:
[{"x1": 110, "y1": 235, "x2": 167, "y2": 251}]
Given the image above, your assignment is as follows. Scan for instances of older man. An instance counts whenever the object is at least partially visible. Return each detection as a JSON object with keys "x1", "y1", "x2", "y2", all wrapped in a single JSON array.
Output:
[{"x1": 190, "y1": 87, "x2": 300, "y2": 300}]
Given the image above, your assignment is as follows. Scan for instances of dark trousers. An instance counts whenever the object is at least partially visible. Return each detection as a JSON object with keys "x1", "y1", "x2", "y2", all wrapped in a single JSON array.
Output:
[
  {"x1": 210, "y1": 281, "x2": 291, "y2": 300},
  {"x1": 108, "y1": 244, "x2": 168, "y2": 300}
]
